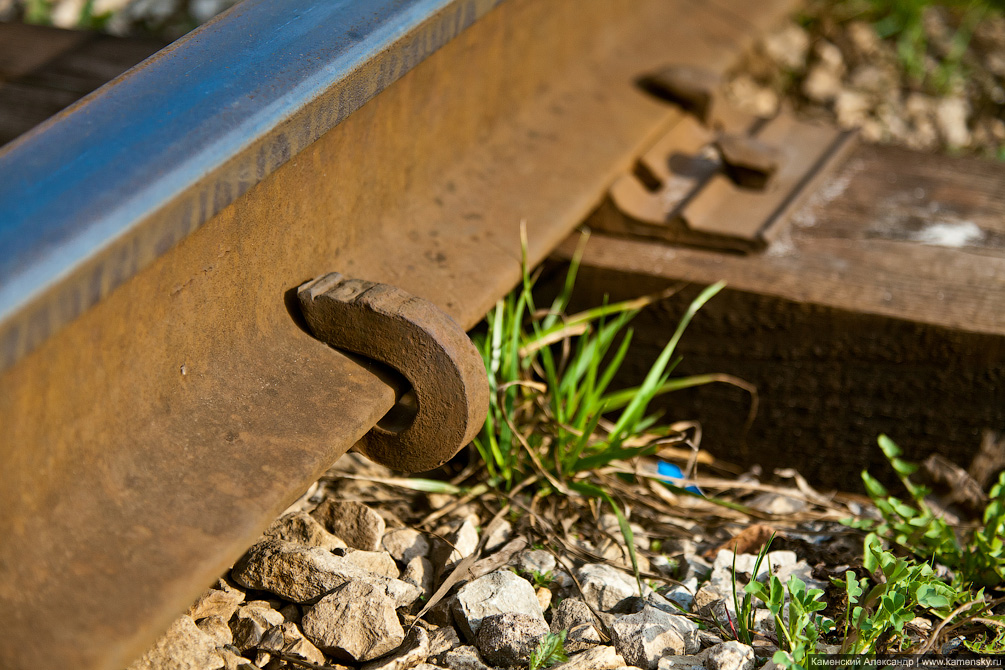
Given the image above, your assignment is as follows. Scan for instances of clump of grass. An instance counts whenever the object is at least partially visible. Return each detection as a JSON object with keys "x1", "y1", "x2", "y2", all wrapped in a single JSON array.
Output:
[
  {"x1": 750, "y1": 572, "x2": 835, "y2": 668},
  {"x1": 472, "y1": 228, "x2": 751, "y2": 590},
  {"x1": 472, "y1": 230, "x2": 741, "y2": 490},
  {"x1": 731, "y1": 539, "x2": 775, "y2": 646}
]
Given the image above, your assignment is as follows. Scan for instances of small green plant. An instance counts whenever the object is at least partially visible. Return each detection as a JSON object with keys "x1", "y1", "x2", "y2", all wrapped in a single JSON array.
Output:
[
  {"x1": 965, "y1": 624, "x2": 1005, "y2": 653},
  {"x1": 726, "y1": 535, "x2": 972, "y2": 664},
  {"x1": 816, "y1": 0, "x2": 996, "y2": 95},
  {"x1": 837, "y1": 543, "x2": 962, "y2": 654},
  {"x1": 847, "y1": 435, "x2": 1005, "y2": 588},
  {"x1": 472, "y1": 231, "x2": 730, "y2": 491},
  {"x1": 77, "y1": 0, "x2": 114, "y2": 30},
  {"x1": 472, "y1": 229, "x2": 744, "y2": 592},
  {"x1": 528, "y1": 630, "x2": 567, "y2": 670},
  {"x1": 24, "y1": 0, "x2": 54, "y2": 24},
  {"x1": 726, "y1": 534, "x2": 835, "y2": 668},
  {"x1": 731, "y1": 538, "x2": 775, "y2": 646},
  {"x1": 741, "y1": 550, "x2": 836, "y2": 669},
  {"x1": 530, "y1": 569, "x2": 554, "y2": 589}
]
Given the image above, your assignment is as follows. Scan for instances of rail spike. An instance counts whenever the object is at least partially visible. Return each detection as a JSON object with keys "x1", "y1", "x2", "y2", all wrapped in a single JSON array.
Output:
[{"x1": 298, "y1": 273, "x2": 489, "y2": 472}]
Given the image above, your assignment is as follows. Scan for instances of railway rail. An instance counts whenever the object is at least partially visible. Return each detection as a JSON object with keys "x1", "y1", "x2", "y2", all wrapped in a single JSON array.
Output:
[
  {"x1": 0, "y1": 1, "x2": 800, "y2": 668},
  {"x1": 3, "y1": 1, "x2": 1003, "y2": 669}
]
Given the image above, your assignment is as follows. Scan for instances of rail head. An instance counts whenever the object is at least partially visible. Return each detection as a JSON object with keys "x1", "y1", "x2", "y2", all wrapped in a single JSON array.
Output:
[{"x1": 0, "y1": 0, "x2": 502, "y2": 373}]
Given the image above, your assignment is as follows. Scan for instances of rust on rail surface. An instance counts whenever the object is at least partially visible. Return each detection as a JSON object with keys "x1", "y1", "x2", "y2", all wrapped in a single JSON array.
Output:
[{"x1": 0, "y1": 0, "x2": 799, "y2": 668}]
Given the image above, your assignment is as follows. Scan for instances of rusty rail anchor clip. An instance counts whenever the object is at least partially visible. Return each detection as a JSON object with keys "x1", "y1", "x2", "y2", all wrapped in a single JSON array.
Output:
[{"x1": 298, "y1": 273, "x2": 489, "y2": 473}]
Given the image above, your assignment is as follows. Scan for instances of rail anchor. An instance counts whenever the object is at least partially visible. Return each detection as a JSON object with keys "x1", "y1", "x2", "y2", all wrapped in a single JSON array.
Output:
[{"x1": 298, "y1": 273, "x2": 489, "y2": 472}]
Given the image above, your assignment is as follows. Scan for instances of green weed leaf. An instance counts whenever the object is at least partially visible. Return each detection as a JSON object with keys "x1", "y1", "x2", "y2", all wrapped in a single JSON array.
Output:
[{"x1": 528, "y1": 630, "x2": 567, "y2": 670}]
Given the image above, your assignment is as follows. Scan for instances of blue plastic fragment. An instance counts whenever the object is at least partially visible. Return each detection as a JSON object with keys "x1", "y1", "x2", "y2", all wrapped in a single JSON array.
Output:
[{"x1": 657, "y1": 460, "x2": 703, "y2": 496}]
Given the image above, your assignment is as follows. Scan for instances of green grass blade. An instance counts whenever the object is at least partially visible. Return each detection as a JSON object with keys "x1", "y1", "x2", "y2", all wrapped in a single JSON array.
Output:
[
  {"x1": 590, "y1": 327, "x2": 634, "y2": 402},
  {"x1": 601, "y1": 372, "x2": 741, "y2": 412},
  {"x1": 543, "y1": 230, "x2": 590, "y2": 331},
  {"x1": 606, "y1": 282, "x2": 724, "y2": 443},
  {"x1": 562, "y1": 404, "x2": 608, "y2": 471},
  {"x1": 573, "y1": 442, "x2": 664, "y2": 472}
]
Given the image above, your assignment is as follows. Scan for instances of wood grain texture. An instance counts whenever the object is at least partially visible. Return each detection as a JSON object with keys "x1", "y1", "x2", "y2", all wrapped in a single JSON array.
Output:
[
  {"x1": 0, "y1": 22, "x2": 87, "y2": 81},
  {"x1": 552, "y1": 144, "x2": 1005, "y2": 490}
]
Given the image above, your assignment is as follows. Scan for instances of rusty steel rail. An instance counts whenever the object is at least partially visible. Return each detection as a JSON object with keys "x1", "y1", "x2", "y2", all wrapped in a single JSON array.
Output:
[{"x1": 0, "y1": 0, "x2": 799, "y2": 668}]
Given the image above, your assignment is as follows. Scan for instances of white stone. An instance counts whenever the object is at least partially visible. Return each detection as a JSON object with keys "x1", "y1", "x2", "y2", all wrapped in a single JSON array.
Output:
[
  {"x1": 302, "y1": 581, "x2": 404, "y2": 662},
  {"x1": 834, "y1": 90, "x2": 870, "y2": 130},
  {"x1": 847, "y1": 21, "x2": 882, "y2": 55},
  {"x1": 232, "y1": 539, "x2": 420, "y2": 606},
  {"x1": 516, "y1": 549, "x2": 556, "y2": 576},
  {"x1": 196, "y1": 615, "x2": 232, "y2": 647},
  {"x1": 814, "y1": 40, "x2": 845, "y2": 72},
  {"x1": 229, "y1": 601, "x2": 285, "y2": 652},
  {"x1": 311, "y1": 500, "x2": 386, "y2": 551},
  {"x1": 188, "y1": 579, "x2": 245, "y2": 621},
  {"x1": 681, "y1": 555, "x2": 711, "y2": 582},
  {"x1": 577, "y1": 563, "x2": 643, "y2": 611},
  {"x1": 848, "y1": 64, "x2": 893, "y2": 95},
  {"x1": 50, "y1": 0, "x2": 84, "y2": 28},
  {"x1": 190, "y1": 0, "x2": 238, "y2": 23},
  {"x1": 662, "y1": 583, "x2": 694, "y2": 611},
  {"x1": 92, "y1": 0, "x2": 132, "y2": 13},
  {"x1": 936, "y1": 97, "x2": 971, "y2": 148},
  {"x1": 551, "y1": 598, "x2": 595, "y2": 632},
  {"x1": 551, "y1": 646, "x2": 626, "y2": 670},
  {"x1": 729, "y1": 76, "x2": 780, "y2": 118},
  {"x1": 773, "y1": 560, "x2": 828, "y2": 592},
  {"x1": 483, "y1": 519, "x2": 513, "y2": 552},
  {"x1": 265, "y1": 511, "x2": 347, "y2": 552},
  {"x1": 453, "y1": 569, "x2": 545, "y2": 640},
  {"x1": 402, "y1": 555, "x2": 436, "y2": 599},
  {"x1": 802, "y1": 66, "x2": 842, "y2": 104},
  {"x1": 433, "y1": 519, "x2": 480, "y2": 572},
  {"x1": 610, "y1": 605, "x2": 699, "y2": 670},
  {"x1": 761, "y1": 23, "x2": 810, "y2": 71},
  {"x1": 565, "y1": 622, "x2": 604, "y2": 652},
  {"x1": 361, "y1": 627, "x2": 431, "y2": 670},
  {"x1": 439, "y1": 645, "x2": 493, "y2": 670},
  {"x1": 340, "y1": 549, "x2": 400, "y2": 578},
  {"x1": 705, "y1": 641, "x2": 755, "y2": 670},
  {"x1": 658, "y1": 655, "x2": 706, "y2": 670},
  {"x1": 383, "y1": 528, "x2": 432, "y2": 565},
  {"x1": 475, "y1": 612, "x2": 549, "y2": 666},
  {"x1": 258, "y1": 621, "x2": 326, "y2": 666}
]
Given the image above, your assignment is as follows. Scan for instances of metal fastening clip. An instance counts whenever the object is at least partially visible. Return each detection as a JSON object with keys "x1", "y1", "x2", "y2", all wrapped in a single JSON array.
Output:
[{"x1": 298, "y1": 273, "x2": 489, "y2": 472}]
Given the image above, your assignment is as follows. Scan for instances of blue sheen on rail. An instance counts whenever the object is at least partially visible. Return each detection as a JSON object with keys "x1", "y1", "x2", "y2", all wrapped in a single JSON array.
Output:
[{"x1": 0, "y1": 0, "x2": 500, "y2": 368}]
